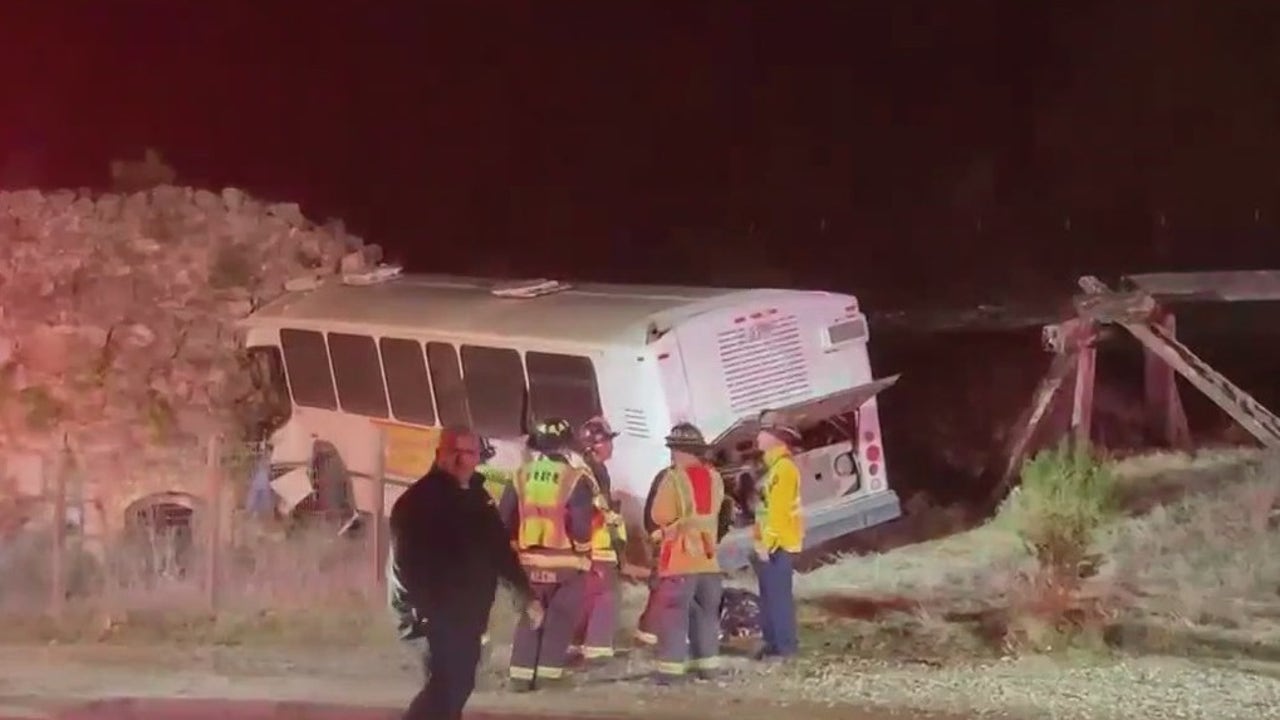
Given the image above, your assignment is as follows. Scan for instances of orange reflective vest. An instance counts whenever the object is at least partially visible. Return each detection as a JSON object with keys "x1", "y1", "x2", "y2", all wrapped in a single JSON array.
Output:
[
  {"x1": 651, "y1": 464, "x2": 724, "y2": 576},
  {"x1": 514, "y1": 456, "x2": 590, "y2": 570}
]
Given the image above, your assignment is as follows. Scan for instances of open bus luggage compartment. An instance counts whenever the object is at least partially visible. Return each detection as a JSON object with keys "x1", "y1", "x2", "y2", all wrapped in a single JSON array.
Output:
[{"x1": 709, "y1": 375, "x2": 903, "y2": 571}]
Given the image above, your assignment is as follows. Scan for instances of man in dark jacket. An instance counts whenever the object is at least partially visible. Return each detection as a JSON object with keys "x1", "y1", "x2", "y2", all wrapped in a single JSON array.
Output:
[{"x1": 389, "y1": 426, "x2": 543, "y2": 720}]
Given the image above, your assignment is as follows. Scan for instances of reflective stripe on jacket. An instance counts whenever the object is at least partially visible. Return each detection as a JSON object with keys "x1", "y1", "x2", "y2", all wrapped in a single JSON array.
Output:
[
  {"x1": 754, "y1": 446, "x2": 804, "y2": 553},
  {"x1": 589, "y1": 508, "x2": 628, "y2": 562},
  {"x1": 478, "y1": 464, "x2": 513, "y2": 504},
  {"x1": 649, "y1": 463, "x2": 724, "y2": 576},
  {"x1": 514, "y1": 456, "x2": 591, "y2": 570},
  {"x1": 573, "y1": 455, "x2": 628, "y2": 563}
]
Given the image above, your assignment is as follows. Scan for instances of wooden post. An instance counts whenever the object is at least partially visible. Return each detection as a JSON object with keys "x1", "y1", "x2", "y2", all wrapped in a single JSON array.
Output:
[
  {"x1": 989, "y1": 340, "x2": 1079, "y2": 508},
  {"x1": 49, "y1": 449, "x2": 67, "y2": 619},
  {"x1": 204, "y1": 436, "x2": 222, "y2": 613},
  {"x1": 371, "y1": 426, "x2": 387, "y2": 589},
  {"x1": 1071, "y1": 326, "x2": 1097, "y2": 449},
  {"x1": 1143, "y1": 310, "x2": 1192, "y2": 449}
]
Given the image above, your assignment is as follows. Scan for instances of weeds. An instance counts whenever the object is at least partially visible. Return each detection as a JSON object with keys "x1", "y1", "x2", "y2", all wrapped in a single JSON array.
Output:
[
  {"x1": 4, "y1": 444, "x2": 1273, "y2": 672},
  {"x1": 998, "y1": 443, "x2": 1118, "y2": 574},
  {"x1": 0, "y1": 518, "x2": 389, "y2": 648}
]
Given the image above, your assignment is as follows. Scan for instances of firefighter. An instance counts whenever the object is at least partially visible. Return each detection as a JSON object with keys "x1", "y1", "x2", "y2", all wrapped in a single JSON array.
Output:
[
  {"x1": 750, "y1": 411, "x2": 804, "y2": 660},
  {"x1": 476, "y1": 435, "x2": 514, "y2": 504},
  {"x1": 496, "y1": 418, "x2": 596, "y2": 691},
  {"x1": 388, "y1": 426, "x2": 544, "y2": 720},
  {"x1": 647, "y1": 422, "x2": 728, "y2": 684},
  {"x1": 568, "y1": 416, "x2": 628, "y2": 664}
]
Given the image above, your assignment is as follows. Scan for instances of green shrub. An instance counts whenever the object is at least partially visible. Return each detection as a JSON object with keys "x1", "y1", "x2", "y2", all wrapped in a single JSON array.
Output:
[{"x1": 1000, "y1": 443, "x2": 1118, "y2": 574}]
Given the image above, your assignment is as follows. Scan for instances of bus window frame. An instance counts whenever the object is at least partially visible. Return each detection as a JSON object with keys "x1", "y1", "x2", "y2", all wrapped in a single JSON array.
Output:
[
  {"x1": 279, "y1": 327, "x2": 339, "y2": 411},
  {"x1": 378, "y1": 336, "x2": 438, "y2": 426},
  {"x1": 326, "y1": 331, "x2": 391, "y2": 419},
  {"x1": 426, "y1": 341, "x2": 472, "y2": 427},
  {"x1": 524, "y1": 350, "x2": 603, "y2": 428},
  {"x1": 460, "y1": 344, "x2": 528, "y2": 438}
]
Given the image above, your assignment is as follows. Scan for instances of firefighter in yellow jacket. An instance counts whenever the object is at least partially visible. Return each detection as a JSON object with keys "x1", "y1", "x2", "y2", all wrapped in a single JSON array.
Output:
[
  {"x1": 568, "y1": 416, "x2": 628, "y2": 664},
  {"x1": 496, "y1": 418, "x2": 595, "y2": 691},
  {"x1": 750, "y1": 411, "x2": 805, "y2": 660},
  {"x1": 647, "y1": 422, "x2": 728, "y2": 684}
]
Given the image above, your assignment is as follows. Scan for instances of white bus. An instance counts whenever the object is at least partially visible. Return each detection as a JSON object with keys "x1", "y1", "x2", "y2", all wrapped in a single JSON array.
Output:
[{"x1": 237, "y1": 274, "x2": 901, "y2": 570}]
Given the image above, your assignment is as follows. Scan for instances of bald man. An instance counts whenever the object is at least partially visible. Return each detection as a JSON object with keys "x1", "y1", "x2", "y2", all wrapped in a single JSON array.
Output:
[{"x1": 390, "y1": 426, "x2": 544, "y2": 720}]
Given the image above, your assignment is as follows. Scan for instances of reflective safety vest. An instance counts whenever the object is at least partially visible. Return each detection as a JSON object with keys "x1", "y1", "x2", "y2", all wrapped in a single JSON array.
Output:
[
  {"x1": 589, "y1": 504, "x2": 627, "y2": 562},
  {"x1": 655, "y1": 465, "x2": 723, "y2": 576},
  {"x1": 514, "y1": 456, "x2": 590, "y2": 570},
  {"x1": 477, "y1": 464, "x2": 513, "y2": 504},
  {"x1": 570, "y1": 455, "x2": 628, "y2": 564}
]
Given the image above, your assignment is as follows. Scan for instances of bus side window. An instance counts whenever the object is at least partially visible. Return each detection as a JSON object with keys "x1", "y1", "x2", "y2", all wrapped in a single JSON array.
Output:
[
  {"x1": 243, "y1": 345, "x2": 292, "y2": 438},
  {"x1": 526, "y1": 352, "x2": 601, "y2": 429},
  {"x1": 327, "y1": 332, "x2": 390, "y2": 418},
  {"x1": 380, "y1": 337, "x2": 437, "y2": 426},
  {"x1": 426, "y1": 341, "x2": 471, "y2": 427},
  {"x1": 280, "y1": 328, "x2": 338, "y2": 410},
  {"x1": 460, "y1": 345, "x2": 526, "y2": 438}
]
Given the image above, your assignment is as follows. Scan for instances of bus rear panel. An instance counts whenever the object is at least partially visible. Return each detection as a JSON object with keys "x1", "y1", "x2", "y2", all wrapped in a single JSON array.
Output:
[{"x1": 649, "y1": 291, "x2": 900, "y2": 569}]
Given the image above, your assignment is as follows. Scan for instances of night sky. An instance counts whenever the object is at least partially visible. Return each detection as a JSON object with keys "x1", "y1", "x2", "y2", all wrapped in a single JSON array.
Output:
[{"x1": 5, "y1": 1, "x2": 1280, "y2": 310}]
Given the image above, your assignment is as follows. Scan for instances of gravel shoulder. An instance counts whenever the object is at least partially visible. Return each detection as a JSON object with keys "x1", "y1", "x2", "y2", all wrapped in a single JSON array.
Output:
[{"x1": 0, "y1": 643, "x2": 1276, "y2": 720}]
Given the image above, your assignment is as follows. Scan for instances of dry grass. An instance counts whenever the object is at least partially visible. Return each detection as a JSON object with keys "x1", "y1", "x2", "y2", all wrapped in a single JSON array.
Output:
[
  {"x1": 793, "y1": 446, "x2": 1280, "y2": 663},
  {"x1": 4, "y1": 445, "x2": 1273, "y2": 674},
  {"x1": 0, "y1": 513, "x2": 659, "y2": 661},
  {"x1": 0, "y1": 518, "x2": 392, "y2": 647}
]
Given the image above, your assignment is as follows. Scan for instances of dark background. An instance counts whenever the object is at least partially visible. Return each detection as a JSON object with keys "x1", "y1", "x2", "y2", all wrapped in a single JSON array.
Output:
[
  {"x1": 6, "y1": 1, "x2": 1280, "y2": 310},
  {"x1": 5, "y1": 1, "x2": 1280, "y2": 501}
]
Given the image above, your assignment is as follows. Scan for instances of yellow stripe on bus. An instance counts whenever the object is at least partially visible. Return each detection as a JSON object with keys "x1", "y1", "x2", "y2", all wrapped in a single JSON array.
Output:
[{"x1": 370, "y1": 419, "x2": 441, "y2": 479}]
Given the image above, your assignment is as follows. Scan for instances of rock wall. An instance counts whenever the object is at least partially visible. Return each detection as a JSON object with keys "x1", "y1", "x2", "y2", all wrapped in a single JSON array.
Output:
[{"x1": 0, "y1": 186, "x2": 380, "y2": 537}]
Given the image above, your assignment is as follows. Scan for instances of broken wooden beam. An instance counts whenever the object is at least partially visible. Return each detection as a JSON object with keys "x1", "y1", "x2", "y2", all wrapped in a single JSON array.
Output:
[
  {"x1": 1079, "y1": 276, "x2": 1280, "y2": 449},
  {"x1": 1072, "y1": 290, "x2": 1158, "y2": 324},
  {"x1": 1124, "y1": 270, "x2": 1280, "y2": 302},
  {"x1": 989, "y1": 341, "x2": 1081, "y2": 507},
  {"x1": 871, "y1": 304, "x2": 1067, "y2": 334}
]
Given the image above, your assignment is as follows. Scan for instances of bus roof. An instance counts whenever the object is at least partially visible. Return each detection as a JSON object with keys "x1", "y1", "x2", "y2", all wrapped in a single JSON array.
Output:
[{"x1": 241, "y1": 274, "x2": 852, "y2": 349}]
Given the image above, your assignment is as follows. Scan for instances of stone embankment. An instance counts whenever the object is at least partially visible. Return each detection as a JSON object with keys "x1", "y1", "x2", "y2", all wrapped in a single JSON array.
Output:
[{"x1": 0, "y1": 186, "x2": 379, "y2": 537}]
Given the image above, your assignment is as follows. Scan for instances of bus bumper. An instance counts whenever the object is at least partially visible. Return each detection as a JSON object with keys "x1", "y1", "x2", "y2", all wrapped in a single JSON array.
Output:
[{"x1": 717, "y1": 489, "x2": 903, "y2": 572}]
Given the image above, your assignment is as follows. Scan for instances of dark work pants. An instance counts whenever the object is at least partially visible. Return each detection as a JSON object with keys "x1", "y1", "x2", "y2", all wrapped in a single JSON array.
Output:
[
  {"x1": 653, "y1": 572, "x2": 723, "y2": 678},
  {"x1": 751, "y1": 549, "x2": 798, "y2": 657},
  {"x1": 509, "y1": 568, "x2": 587, "y2": 685},
  {"x1": 579, "y1": 561, "x2": 620, "y2": 659},
  {"x1": 635, "y1": 568, "x2": 661, "y2": 644},
  {"x1": 402, "y1": 609, "x2": 486, "y2": 720}
]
